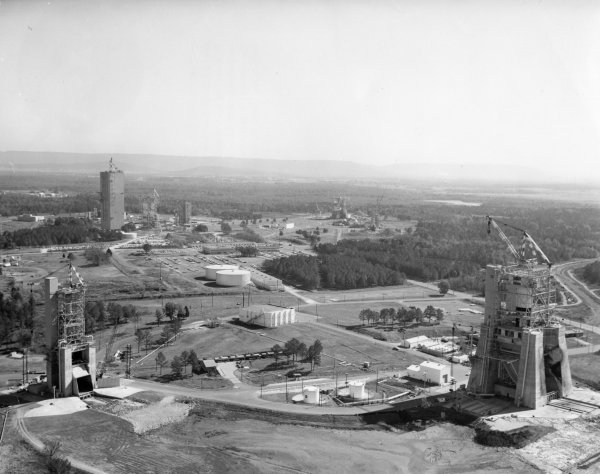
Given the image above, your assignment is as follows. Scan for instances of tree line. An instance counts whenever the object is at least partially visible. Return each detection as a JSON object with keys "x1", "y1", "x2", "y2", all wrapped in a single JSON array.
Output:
[
  {"x1": 0, "y1": 287, "x2": 35, "y2": 348},
  {"x1": 1, "y1": 217, "x2": 123, "y2": 248}
]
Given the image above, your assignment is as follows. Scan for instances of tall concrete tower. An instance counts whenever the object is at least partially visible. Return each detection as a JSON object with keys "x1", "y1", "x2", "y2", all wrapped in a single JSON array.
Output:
[
  {"x1": 100, "y1": 158, "x2": 125, "y2": 230},
  {"x1": 467, "y1": 263, "x2": 572, "y2": 409},
  {"x1": 179, "y1": 201, "x2": 192, "y2": 225}
]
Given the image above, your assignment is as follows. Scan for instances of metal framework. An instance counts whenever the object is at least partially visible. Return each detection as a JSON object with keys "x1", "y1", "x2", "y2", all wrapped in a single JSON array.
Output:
[
  {"x1": 142, "y1": 188, "x2": 160, "y2": 230},
  {"x1": 57, "y1": 287, "x2": 86, "y2": 346}
]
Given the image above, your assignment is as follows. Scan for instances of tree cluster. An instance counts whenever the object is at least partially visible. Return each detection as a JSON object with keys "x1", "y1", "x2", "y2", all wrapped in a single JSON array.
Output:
[
  {"x1": 84, "y1": 300, "x2": 140, "y2": 334},
  {"x1": 0, "y1": 287, "x2": 35, "y2": 348},
  {"x1": 233, "y1": 228, "x2": 265, "y2": 243},
  {"x1": 583, "y1": 260, "x2": 600, "y2": 285},
  {"x1": 236, "y1": 245, "x2": 259, "y2": 257},
  {"x1": 271, "y1": 338, "x2": 323, "y2": 370},
  {"x1": 193, "y1": 224, "x2": 209, "y2": 233}
]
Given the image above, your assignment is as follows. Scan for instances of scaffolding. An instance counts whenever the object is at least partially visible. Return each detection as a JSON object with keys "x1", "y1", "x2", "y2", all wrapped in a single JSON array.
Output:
[
  {"x1": 56, "y1": 287, "x2": 86, "y2": 346},
  {"x1": 142, "y1": 189, "x2": 160, "y2": 231}
]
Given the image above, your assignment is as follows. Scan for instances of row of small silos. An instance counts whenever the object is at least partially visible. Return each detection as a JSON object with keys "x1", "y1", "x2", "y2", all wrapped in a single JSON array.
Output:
[{"x1": 204, "y1": 264, "x2": 251, "y2": 287}]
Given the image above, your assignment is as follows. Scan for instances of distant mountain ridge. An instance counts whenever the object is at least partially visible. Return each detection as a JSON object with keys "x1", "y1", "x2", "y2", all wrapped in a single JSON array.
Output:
[{"x1": 0, "y1": 150, "x2": 583, "y2": 183}]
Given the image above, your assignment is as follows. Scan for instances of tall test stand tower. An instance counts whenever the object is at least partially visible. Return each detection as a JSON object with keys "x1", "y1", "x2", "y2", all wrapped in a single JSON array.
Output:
[{"x1": 466, "y1": 217, "x2": 572, "y2": 409}]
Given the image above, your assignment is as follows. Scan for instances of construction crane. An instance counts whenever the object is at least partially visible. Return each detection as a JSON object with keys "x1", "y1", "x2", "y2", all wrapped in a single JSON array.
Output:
[
  {"x1": 68, "y1": 262, "x2": 85, "y2": 288},
  {"x1": 486, "y1": 216, "x2": 552, "y2": 268}
]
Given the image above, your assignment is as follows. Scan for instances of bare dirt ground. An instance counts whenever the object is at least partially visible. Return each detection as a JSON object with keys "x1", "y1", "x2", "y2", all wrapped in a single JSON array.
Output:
[{"x1": 17, "y1": 396, "x2": 536, "y2": 474}]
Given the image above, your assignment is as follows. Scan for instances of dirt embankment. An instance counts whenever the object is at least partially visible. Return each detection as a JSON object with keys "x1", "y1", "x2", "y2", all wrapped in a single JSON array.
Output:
[
  {"x1": 189, "y1": 398, "x2": 478, "y2": 433},
  {"x1": 473, "y1": 421, "x2": 555, "y2": 449},
  {"x1": 191, "y1": 399, "x2": 366, "y2": 429}
]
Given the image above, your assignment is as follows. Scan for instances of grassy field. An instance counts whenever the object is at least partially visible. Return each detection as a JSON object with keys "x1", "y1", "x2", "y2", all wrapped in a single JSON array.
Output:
[
  {"x1": 301, "y1": 297, "x2": 485, "y2": 332},
  {"x1": 128, "y1": 318, "x2": 427, "y2": 382},
  {"x1": 0, "y1": 353, "x2": 45, "y2": 389},
  {"x1": 569, "y1": 352, "x2": 600, "y2": 390}
]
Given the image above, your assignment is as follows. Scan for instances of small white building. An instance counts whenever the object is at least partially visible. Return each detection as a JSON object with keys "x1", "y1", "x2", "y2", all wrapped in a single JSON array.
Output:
[
  {"x1": 18, "y1": 214, "x2": 45, "y2": 222},
  {"x1": 238, "y1": 305, "x2": 296, "y2": 328},
  {"x1": 406, "y1": 361, "x2": 451, "y2": 385},
  {"x1": 402, "y1": 335, "x2": 431, "y2": 349},
  {"x1": 284, "y1": 223, "x2": 295, "y2": 229}
]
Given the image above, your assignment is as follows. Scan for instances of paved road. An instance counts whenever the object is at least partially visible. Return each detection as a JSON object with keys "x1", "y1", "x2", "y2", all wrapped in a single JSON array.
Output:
[{"x1": 554, "y1": 260, "x2": 600, "y2": 318}]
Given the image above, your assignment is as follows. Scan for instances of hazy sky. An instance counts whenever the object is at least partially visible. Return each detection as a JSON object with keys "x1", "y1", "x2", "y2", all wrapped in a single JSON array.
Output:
[{"x1": 1, "y1": 0, "x2": 600, "y2": 175}]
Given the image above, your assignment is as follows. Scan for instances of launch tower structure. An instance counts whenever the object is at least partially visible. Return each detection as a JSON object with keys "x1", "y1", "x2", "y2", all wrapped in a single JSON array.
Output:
[{"x1": 466, "y1": 217, "x2": 572, "y2": 409}]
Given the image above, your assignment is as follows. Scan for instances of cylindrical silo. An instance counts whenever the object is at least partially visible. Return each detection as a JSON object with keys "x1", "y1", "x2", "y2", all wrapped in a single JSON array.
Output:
[
  {"x1": 215, "y1": 269, "x2": 251, "y2": 287},
  {"x1": 204, "y1": 264, "x2": 238, "y2": 280},
  {"x1": 303, "y1": 386, "x2": 320, "y2": 404},
  {"x1": 348, "y1": 381, "x2": 366, "y2": 399}
]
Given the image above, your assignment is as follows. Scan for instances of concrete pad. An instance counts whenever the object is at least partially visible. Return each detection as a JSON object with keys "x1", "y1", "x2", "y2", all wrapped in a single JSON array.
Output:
[
  {"x1": 94, "y1": 386, "x2": 144, "y2": 399},
  {"x1": 25, "y1": 397, "x2": 89, "y2": 418}
]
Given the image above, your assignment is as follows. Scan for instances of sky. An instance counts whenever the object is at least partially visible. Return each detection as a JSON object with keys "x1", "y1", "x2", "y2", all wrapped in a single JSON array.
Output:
[{"x1": 1, "y1": 0, "x2": 600, "y2": 178}]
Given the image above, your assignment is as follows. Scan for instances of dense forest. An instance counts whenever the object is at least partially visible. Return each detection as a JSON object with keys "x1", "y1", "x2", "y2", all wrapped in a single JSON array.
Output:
[
  {"x1": 0, "y1": 217, "x2": 123, "y2": 248},
  {"x1": 582, "y1": 260, "x2": 600, "y2": 285},
  {"x1": 263, "y1": 244, "x2": 407, "y2": 290},
  {"x1": 264, "y1": 205, "x2": 600, "y2": 292}
]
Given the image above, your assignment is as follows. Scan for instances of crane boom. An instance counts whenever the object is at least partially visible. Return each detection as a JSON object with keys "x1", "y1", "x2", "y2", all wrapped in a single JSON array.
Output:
[
  {"x1": 487, "y1": 216, "x2": 520, "y2": 262},
  {"x1": 486, "y1": 216, "x2": 552, "y2": 268}
]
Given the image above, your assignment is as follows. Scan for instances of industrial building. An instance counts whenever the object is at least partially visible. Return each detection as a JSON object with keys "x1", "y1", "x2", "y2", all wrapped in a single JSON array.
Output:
[
  {"x1": 466, "y1": 217, "x2": 572, "y2": 409},
  {"x1": 407, "y1": 361, "x2": 451, "y2": 385},
  {"x1": 179, "y1": 201, "x2": 192, "y2": 225},
  {"x1": 45, "y1": 269, "x2": 96, "y2": 397},
  {"x1": 238, "y1": 305, "x2": 296, "y2": 327},
  {"x1": 100, "y1": 158, "x2": 125, "y2": 230}
]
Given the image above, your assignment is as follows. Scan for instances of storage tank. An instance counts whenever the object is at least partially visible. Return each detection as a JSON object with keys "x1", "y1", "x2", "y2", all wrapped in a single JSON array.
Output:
[
  {"x1": 204, "y1": 264, "x2": 238, "y2": 280},
  {"x1": 348, "y1": 381, "x2": 366, "y2": 400},
  {"x1": 216, "y1": 269, "x2": 251, "y2": 287},
  {"x1": 303, "y1": 386, "x2": 320, "y2": 404}
]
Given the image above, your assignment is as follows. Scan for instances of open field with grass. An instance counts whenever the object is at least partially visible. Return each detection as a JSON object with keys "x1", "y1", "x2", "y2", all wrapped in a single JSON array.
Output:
[
  {"x1": 128, "y1": 317, "x2": 429, "y2": 383},
  {"x1": 569, "y1": 352, "x2": 600, "y2": 390},
  {"x1": 301, "y1": 296, "x2": 485, "y2": 331},
  {"x1": 0, "y1": 353, "x2": 45, "y2": 390}
]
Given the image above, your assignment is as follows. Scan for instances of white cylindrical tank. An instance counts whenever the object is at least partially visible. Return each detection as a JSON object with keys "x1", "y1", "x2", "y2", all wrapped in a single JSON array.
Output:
[
  {"x1": 204, "y1": 264, "x2": 239, "y2": 280},
  {"x1": 303, "y1": 386, "x2": 320, "y2": 404},
  {"x1": 348, "y1": 381, "x2": 366, "y2": 400},
  {"x1": 216, "y1": 269, "x2": 251, "y2": 287}
]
